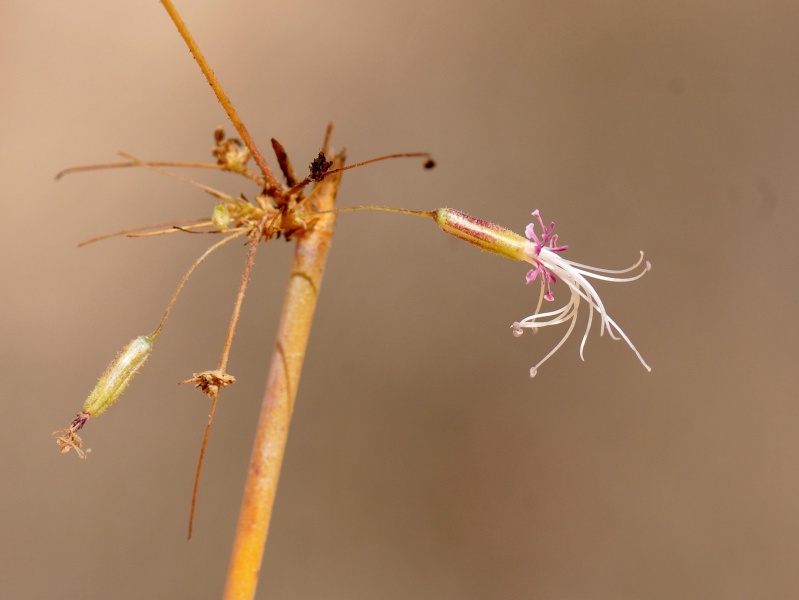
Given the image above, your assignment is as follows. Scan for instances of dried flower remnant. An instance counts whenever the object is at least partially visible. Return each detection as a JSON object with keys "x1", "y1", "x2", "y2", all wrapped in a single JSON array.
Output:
[
  {"x1": 180, "y1": 370, "x2": 236, "y2": 396},
  {"x1": 309, "y1": 152, "x2": 334, "y2": 182},
  {"x1": 211, "y1": 127, "x2": 251, "y2": 175},
  {"x1": 433, "y1": 208, "x2": 651, "y2": 377}
]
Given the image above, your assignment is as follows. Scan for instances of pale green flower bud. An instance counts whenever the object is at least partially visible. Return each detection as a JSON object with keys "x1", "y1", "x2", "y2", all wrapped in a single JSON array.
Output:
[
  {"x1": 212, "y1": 203, "x2": 231, "y2": 230},
  {"x1": 56, "y1": 335, "x2": 155, "y2": 457},
  {"x1": 82, "y1": 335, "x2": 154, "y2": 417}
]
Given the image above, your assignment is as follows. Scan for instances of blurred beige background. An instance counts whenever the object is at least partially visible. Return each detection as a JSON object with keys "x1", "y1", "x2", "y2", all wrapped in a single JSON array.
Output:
[{"x1": 3, "y1": 1, "x2": 798, "y2": 598}]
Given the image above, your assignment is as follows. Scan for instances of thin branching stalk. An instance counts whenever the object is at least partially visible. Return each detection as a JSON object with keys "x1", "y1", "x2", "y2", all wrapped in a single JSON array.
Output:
[
  {"x1": 159, "y1": 0, "x2": 283, "y2": 194},
  {"x1": 187, "y1": 219, "x2": 266, "y2": 540},
  {"x1": 222, "y1": 152, "x2": 343, "y2": 600}
]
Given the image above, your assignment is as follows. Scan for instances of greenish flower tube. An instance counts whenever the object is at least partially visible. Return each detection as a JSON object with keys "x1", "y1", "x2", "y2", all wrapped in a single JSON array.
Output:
[{"x1": 434, "y1": 208, "x2": 529, "y2": 261}]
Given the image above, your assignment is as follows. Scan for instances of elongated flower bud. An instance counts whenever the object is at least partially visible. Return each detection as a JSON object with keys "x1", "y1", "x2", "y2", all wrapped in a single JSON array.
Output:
[
  {"x1": 434, "y1": 208, "x2": 529, "y2": 261},
  {"x1": 82, "y1": 335, "x2": 154, "y2": 417},
  {"x1": 55, "y1": 335, "x2": 154, "y2": 457}
]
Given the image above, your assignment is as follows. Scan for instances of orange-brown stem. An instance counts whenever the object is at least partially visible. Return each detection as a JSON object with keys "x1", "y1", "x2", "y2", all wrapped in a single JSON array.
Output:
[
  {"x1": 55, "y1": 160, "x2": 225, "y2": 180},
  {"x1": 285, "y1": 151, "x2": 432, "y2": 197},
  {"x1": 77, "y1": 218, "x2": 210, "y2": 247},
  {"x1": 188, "y1": 215, "x2": 269, "y2": 539},
  {"x1": 325, "y1": 151, "x2": 433, "y2": 177},
  {"x1": 159, "y1": 0, "x2": 283, "y2": 194},
  {"x1": 188, "y1": 388, "x2": 220, "y2": 540},
  {"x1": 56, "y1": 159, "x2": 265, "y2": 186},
  {"x1": 118, "y1": 152, "x2": 238, "y2": 202},
  {"x1": 218, "y1": 220, "x2": 267, "y2": 373},
  {"x1": 222, "y1": 151, "x2": 344, "y2": 600}
]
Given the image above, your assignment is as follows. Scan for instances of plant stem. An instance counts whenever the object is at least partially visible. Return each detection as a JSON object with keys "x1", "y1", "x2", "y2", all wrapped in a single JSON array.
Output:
[
  {"x1": 159, "y1": 0, "x2": 283, "y2": 194},
  {"x1": 188, "y1": 217, "x2": 267, "y2": 540},
  {"x1": 222, "y1": 151, "x2": 344, "y2": 600}
]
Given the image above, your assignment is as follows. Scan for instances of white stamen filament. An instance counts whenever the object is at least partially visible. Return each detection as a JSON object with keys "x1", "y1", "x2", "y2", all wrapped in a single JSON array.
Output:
[{"x1": 514, "y1": 245, "x2": 651, "y2": 377}]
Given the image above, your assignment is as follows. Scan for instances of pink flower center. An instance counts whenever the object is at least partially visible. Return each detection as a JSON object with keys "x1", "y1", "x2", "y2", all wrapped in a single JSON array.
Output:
[{"x1": 524, "y1": 210, "x2": 568, "y2": 301}]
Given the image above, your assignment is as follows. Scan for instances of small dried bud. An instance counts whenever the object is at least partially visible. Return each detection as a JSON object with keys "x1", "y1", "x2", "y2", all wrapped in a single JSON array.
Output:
[
  {"x1": 309, "y1": 152, "x2": 333, "y2": 182},
  {"x1": 212, "y1": 128, "x2": 250, "y2": 172}
]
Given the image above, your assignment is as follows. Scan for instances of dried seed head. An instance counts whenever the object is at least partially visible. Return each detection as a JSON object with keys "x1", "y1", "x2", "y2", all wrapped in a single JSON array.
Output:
[{"x1": 179, "y1": 369, "x2": 236, "y2": 397}]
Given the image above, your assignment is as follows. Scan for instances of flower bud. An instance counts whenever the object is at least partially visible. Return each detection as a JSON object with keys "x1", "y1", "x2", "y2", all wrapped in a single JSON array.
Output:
[
  {"x1": 56, "y1": 335, "x2": 155, "y2": 457},
  {"x1": 82, "y1": 335, "x2": 154, "y2": 417},
  {"x1": 212, "y1": 203, "x2": 231, "y2": 230}
]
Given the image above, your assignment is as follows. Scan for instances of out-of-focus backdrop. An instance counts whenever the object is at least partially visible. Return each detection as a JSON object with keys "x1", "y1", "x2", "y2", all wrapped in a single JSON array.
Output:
[{"x1": 3, "y1": 2, "x2": 798, "y2": 598}]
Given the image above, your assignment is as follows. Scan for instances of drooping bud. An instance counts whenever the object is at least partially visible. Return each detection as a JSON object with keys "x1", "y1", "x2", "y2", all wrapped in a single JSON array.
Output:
[
  {"x1": 434, "y1": 208, "x2": 529, "y2": 261},
  {"x1": 55, "y1": 335, "x2": 154, "y2": 457},
  {"x1": 82, "y1": 335, "x2": 154, "y2": 417}
]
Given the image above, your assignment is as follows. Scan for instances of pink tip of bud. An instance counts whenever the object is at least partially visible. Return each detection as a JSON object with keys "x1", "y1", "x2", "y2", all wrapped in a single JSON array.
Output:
[
  {"x1": 511, "y1": 323, "x2": 524, "y2": 337},
  {"x1": 645, "y1": 261, "x2": 652, "y2": 271},
  {"x1": 529, "y1": 366, "x2": 538, "y2": 378}
]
